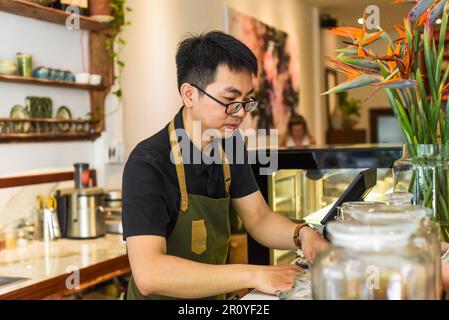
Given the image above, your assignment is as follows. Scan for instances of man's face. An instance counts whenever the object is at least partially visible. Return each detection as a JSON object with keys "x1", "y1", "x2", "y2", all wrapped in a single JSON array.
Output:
[{"x1": 191, "y1": 65, "x2": 254, "y2": 139}]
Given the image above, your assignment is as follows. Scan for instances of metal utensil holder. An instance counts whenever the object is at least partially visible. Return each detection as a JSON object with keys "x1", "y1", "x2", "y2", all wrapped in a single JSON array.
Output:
[{"x1": 35, "y1": 208, "x2": 61, "y2": 241}]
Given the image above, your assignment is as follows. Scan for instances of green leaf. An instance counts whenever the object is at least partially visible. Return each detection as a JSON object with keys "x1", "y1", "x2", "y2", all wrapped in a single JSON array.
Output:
[
  {"x1": 407, "y1": 0, "x2": 435, "y2": 23},
  {"x1": 440, "y1": 109, "x2": 447, "y2": 143},
  {"x1": 446, "y1": 98, "x2": 449, "y2": 143},
  {"x1": 423, "y1": 28, "x2": 437, "y2": 100},
  {"x1": 113, "y1": 89, "x2": 122, "y2": 98},
  {"x1": 441, "y1": 60, "x2": 449, "y2": 85},
  {"x1": 336, "y1": 56, "x2": 380, "y2": 70},
  {"x1": 410, "y1": 89, "x2": 424, "y2": 142},
  {"x1": 375, "y1": 79, "x2": 417, "y2": 89},
  {"x1": 379, "y1": 27, "x2": 395, "y2": 48},
  {"x1": 416, "y1": 70, "x2": 430, "y2": 112},
  {"x1": 321, "y1": 75, "x2": 381, "y2": 95},
  {"x1": 439, "y1": 7, "x2": 449, "y2": 54},
  {"x1": 386, "y1": 88, "x2": 415, "y2": 152},
  {"x1": 405, "y1": 19, "x2": 414, "y2": 51},
  {"x1": 436, "y1": 43, "x2": 444, "y2": 85}
]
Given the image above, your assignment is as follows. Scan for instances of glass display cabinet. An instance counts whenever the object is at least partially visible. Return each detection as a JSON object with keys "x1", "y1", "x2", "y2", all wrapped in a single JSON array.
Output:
[{"x1": 247, "y1": 144, "x2": 402, "y2": 266}]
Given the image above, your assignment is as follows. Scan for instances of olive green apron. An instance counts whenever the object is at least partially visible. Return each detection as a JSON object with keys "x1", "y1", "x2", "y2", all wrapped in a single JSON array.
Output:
[{"x1": 127, "y1": 117, "x2": 231, "y2": 300}]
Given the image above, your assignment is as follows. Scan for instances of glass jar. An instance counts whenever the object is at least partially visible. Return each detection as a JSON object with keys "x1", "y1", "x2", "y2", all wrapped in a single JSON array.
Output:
[
  {"x1": 4, "y1": 226, "x2": 17, "y2": 250},
  {"x1": 336, "y1": 201, "x2": 385, "y2": 222},
  {"x1": 15, "y1": 218, "x2": 28, "y2": 247},
  {"x1": 312, "y1": 222, "x2": 433, "y2": 300},
  {"x1": 0, "y1": 225, "x2": 5, "y2": 252},
  {"x1": 347, "y1": 204, "x2": 441, "y2": 299},
  {"x1": 412, "y1": 144, "x2": 449, "y2": 242},
  {"x1": 393, "y1": 144, "x2": 413, "y2": 193}
]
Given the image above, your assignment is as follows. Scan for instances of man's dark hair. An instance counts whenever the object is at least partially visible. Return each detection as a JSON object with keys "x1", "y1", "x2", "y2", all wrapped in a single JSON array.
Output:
[{"x1": 176, "y1": 31, "x2": 258, "y2": 93}]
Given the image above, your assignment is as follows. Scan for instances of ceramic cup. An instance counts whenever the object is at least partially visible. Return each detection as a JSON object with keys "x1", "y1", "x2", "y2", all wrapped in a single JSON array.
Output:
[
  {"x1": 89, "y1": 74, "x2": 102, "y2": 86},
  {"x1": 64, "y1": 71, "x2": 75, "y2": 82},
  {"x1": 75, "y1": 73, "x2": 90, "y2": 84},
  {"x1": 33, "y1": 66, "x2": 50, "y2": 79},
  {"x1": 17, "y1": 53, "x2": 32, "y2": 77}
]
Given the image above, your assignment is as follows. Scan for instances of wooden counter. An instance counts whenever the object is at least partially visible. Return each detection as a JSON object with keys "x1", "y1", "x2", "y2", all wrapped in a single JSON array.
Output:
[{"x1": 0, "y1": 234, "x2": 129, "y2": 299}]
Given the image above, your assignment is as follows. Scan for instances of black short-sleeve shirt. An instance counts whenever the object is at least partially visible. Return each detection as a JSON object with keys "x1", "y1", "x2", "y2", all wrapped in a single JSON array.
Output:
[{"x1": 122, "y1": 107, "x2": 259, "y2": 240}]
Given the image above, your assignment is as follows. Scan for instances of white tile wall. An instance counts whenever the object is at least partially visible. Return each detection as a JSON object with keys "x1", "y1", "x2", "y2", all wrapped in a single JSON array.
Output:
[{"x1": 0, "y1": 180, "x2": 74, "y2": 227}]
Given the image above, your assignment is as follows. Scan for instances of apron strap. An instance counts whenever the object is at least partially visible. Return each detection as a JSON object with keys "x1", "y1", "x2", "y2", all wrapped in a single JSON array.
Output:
[
  {"x1": 220, "y1": 148, "x2": 231, "y2": 194},
  {"x1": 168, "y1": 117, "x2": 232, "y2": 211},
  {"x1": 169, "y1": 118, "x2": 189, "y2": 212}
]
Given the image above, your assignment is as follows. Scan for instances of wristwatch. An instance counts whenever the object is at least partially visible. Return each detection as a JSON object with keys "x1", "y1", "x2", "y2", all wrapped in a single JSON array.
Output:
[
  {"x1": 442, "y1": 248, "x2": 449, "y2": 263},
  {"x1": 293, "y1": 220, "x2": 309, "y2": 250}
]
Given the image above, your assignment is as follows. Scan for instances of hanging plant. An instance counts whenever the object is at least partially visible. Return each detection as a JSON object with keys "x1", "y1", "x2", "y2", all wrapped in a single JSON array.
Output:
[{"x1": 105, "y1": 0, "x2": 132, "y2": 98}]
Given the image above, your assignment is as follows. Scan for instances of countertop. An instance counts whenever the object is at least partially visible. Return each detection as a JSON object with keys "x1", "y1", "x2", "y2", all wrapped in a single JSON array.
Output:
[{"x1": 0, "y1": 234, "x2": 128, "y2": 299}]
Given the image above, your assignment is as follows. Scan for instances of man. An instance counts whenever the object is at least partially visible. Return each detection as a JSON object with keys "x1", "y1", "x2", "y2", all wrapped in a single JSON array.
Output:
[{"x1": 122, "y1": 31, "x2": 328, "y2": 300}]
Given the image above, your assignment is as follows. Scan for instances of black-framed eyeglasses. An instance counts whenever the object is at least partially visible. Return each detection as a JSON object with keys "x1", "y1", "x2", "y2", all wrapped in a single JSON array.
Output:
[{"x1": 190, "y1": 84, "x2": 259, "y2": 115}]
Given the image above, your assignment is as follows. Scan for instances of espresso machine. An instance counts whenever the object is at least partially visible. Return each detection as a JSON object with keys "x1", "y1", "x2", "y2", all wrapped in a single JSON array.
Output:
[{"x1": 55, "y1": 163, "x2": 106, "y2": 239}]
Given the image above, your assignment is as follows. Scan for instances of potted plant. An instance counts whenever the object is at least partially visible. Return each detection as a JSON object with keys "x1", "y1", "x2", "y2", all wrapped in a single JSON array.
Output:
[
  {"x1": 323, "y1": 0, "x2": 449, "y2": 240},
  {"x1": 337, "y1": 91, "x2": 362, "y2": 129},
  {"x1": 89, "y1": 0, "x2": 112, "y2": 19},
  {"x1": 88, "y1": 0, "x2": 131, "y2": 98}
]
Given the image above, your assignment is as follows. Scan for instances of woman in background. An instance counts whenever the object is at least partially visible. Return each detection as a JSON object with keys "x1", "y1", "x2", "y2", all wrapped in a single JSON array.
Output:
[{"x1": 280, "y1": 113, "x2": 316, "y2": 148}]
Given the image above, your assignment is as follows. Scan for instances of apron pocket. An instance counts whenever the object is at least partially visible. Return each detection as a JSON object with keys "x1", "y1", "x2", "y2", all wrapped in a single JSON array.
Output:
[{"x1": 191, "y1": 219, "x2": 207, "y2": 255}]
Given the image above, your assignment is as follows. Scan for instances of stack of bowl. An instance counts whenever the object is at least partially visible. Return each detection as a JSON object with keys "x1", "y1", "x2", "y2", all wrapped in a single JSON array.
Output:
[{"x1": 0, "y1": 60, "x2": 18, "y2": 75}]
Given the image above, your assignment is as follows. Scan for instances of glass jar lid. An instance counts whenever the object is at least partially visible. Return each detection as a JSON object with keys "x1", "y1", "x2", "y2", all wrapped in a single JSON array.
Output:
[
  {"x1": 385, "y1": 192, "x2": 413, "y2": 205},
  {"x1": 326, "y1": 221, "x2": 418, "y2": 249},
  {"x1": 347, "y1": 204, "x2": 432, "y2": 223},
  {"x1": 338, "y1": 201, "x2": 386, "y2": 221},
  {"x1": 341, "y1": 201, "x2": 385, "y2": 208}
]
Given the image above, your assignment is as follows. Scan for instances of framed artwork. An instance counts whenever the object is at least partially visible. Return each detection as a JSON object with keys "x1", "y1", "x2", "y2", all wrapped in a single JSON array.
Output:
[
  {"x1": 324, "y1": 67, "x2": 338, "y2": 130},
  {"x1": 226, "y1": 7, "x2": 300, "y2": 132}
]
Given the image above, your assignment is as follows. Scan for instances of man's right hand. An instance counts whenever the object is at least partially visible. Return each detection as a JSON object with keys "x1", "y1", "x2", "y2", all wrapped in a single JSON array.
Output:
[{"x1": 251, "y1": 264, "x2": 303, "y2": 295}]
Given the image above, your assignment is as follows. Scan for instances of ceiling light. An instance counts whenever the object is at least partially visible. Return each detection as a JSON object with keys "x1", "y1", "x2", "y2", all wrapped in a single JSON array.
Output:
[{"x1": 358, "y1": 18, "x2": 364, "y2": 25}]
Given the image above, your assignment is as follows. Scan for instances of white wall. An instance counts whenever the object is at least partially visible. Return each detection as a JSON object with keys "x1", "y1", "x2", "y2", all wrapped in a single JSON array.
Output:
[{"x1": 121, "y1": 0, "x2": 323, "y2": 153}]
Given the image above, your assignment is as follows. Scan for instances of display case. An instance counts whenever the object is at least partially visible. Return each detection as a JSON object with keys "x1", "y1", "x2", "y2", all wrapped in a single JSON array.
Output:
[{"x1": 248, "y1": 144, "x2": 402, "y2": 266}]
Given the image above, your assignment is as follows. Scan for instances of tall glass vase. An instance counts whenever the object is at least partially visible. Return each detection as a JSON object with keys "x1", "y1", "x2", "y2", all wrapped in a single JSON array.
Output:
[
  {"x1": 412, "y1": 144, "x2": 449, "y2": 242},
  {"x1": 393, "y1": 144, "x2": 413, "y2": 193}
]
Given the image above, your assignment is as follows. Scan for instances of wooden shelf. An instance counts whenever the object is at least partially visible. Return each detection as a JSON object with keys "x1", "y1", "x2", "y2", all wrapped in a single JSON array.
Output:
[
  {"x1": 0, "y1": 118, "x2": 100, "y2": 142},
  {"x1": 0, "y1": 131, "x2": 101, "y2": 143},
  {"x1": 0, "y1": 0, "x2": 117, "y2": 143},
  {"x1": 0, "y1": 74, "x2": 105, "y2": 90},
  {"x1": 0, "y1": 118, "x2": 98, "y2": 123},
  {"x1": 0, "y1": 0, "x2": 111, "y2": 31}
]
